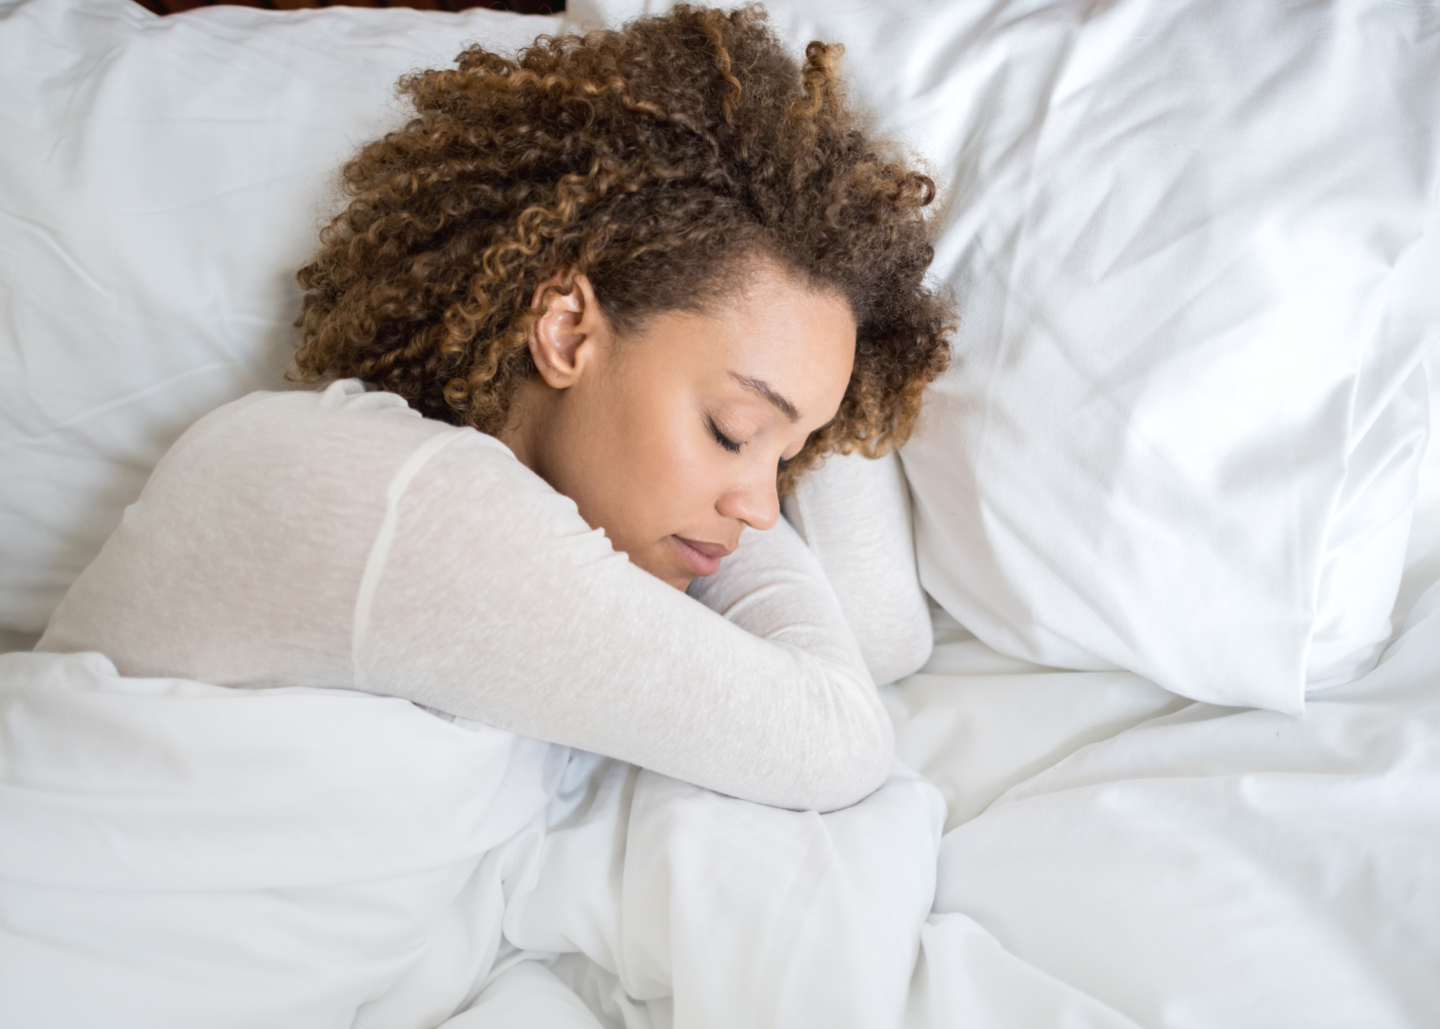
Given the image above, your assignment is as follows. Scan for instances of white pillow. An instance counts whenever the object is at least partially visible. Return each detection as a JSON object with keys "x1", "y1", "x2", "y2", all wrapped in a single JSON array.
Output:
[
  {"x1": 756, "y1": 0, "x2": 1438, "y2": 712},
  {"x1": 0, "y1": 0, "x2": 564, "y2": 633}
]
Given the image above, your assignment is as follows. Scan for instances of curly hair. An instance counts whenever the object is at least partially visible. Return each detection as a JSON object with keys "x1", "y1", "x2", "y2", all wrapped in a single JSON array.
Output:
[{"x1": 293, "y1": 3, "x2": 952, "y2": 492}]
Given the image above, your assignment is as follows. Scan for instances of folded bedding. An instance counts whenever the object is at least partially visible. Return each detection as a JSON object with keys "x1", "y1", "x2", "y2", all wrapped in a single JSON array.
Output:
[
  {"x1": 0, "y1": 652, "x2": 566, "y2": 1027},
  {"x1": 921, "y1": 581, "x2": 1440, "y2": 1028},
  {"x1": 0, "y1": 650, "x2": 945, "y2": 1029},
  {"x1": 4, "y1": 579, "x2": 1438, "y2": 1028}
]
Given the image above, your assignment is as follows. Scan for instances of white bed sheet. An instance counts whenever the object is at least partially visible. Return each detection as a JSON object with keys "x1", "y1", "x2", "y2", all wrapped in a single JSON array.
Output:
[
  {"x1": 4, "y1": 567, "x2": 1437, "y2": 1029},
  {"x1": 901, "y1": 589, "x2": 1440, "y2": 1028}
]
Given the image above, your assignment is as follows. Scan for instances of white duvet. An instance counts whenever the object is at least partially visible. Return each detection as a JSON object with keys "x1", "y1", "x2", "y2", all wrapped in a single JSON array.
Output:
[
  {"x1": 0, "y1": 651, "x2": 942, "y2": 1029},
  {"x1": 907, "y1": 599, "x2": 1440, "y2": 1027},
  {"x1": 4, "y1": 577, "x2": 1437, "y2": 1028}
]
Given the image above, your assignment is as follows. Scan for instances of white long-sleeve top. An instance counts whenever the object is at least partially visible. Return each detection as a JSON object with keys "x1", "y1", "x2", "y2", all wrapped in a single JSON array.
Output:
[
  {"x1": 783, "y1": 449, "x2": 933, "y2": 686},
  {"x1": 37, "y1": 380, "x2": 901, "y2": 812}
]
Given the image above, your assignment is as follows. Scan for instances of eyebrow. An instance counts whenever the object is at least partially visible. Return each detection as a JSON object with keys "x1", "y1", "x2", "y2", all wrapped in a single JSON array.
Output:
[{"x1": 731, "y1": 373, "x2": 800, "y2": 422}]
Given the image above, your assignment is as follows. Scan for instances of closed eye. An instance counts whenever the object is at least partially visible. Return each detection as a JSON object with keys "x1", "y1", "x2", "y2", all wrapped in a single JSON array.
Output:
[{"x1": 707, "y1": 417, "x2": 742, "y2": 454}]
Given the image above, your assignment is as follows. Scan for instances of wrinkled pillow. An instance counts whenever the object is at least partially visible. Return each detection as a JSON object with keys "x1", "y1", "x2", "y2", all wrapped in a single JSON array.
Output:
[
  {"x1": 760, "y1": 0, "x2": 1438, "y2": 712},
  {"x1": 0, "y1": 0, "x2": 562, "y2": 633}
]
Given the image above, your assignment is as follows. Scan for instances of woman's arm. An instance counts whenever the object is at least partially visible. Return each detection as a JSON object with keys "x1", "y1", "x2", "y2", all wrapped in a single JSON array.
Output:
[
  {"x1": 358, "y1": 433, "x2": 892, "y2": 813},
  {"x1": 40, "y1": 386, "x2": 893, "y2": 812},
  {"x1": 781, "y1": 451, "x2": 933, "y2": 686}
]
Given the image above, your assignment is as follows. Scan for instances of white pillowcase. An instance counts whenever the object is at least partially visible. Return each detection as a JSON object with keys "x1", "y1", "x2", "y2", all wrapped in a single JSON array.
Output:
[
  {"x1": 756, "y1": 0, "x2": 1439, "y2": 713},
  {"x1": 0, "y1": 0, "x2": 562, "y2": 633}
]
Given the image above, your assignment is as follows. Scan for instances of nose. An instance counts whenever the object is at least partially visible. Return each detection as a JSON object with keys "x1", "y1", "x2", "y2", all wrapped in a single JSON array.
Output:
[{"x1": 715, "y1": 472, "x2": 781, "y2": 532}]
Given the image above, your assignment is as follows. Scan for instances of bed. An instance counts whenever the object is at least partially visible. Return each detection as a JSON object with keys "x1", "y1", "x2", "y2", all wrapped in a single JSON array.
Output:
[{"x1": 1, "y1": 0, "x2": 1437, "y2": 1025}]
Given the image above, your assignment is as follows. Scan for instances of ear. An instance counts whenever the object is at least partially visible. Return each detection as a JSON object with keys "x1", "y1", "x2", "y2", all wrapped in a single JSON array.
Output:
[{"x1": 527, "y1": 272, "x2": 606, "y2": 389}]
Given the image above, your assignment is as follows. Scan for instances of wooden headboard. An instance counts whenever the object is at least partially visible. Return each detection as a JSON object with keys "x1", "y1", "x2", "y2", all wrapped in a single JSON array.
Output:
[{"x1": 133, "y1": 0, "x2": 561, "y2": 15}]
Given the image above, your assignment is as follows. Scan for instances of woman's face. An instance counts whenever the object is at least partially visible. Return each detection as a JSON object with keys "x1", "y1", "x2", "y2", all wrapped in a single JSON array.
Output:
[{"x1": 502, "y1": 263, "x2": 856, "y2": 590}]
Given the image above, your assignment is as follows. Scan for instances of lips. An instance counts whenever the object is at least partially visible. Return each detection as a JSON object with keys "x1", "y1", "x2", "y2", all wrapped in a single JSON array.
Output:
[{"x1": 670, "y1": 535, "x2": 734, "y2": 578}]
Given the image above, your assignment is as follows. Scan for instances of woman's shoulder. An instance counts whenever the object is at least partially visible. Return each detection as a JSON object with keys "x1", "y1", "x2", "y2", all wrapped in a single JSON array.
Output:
[
  {"x1": 136, "y1": 377, "x2": 606, "y2": 586},
  {"x1": 197, "y1": 378, "x2": 495, "y2": 444},
  {"x1": 127, "y1": 378, "x2": 554, "y2": 555},
  {"x1": 167, "y1": 379, "x2": 515, "y2": 479}
]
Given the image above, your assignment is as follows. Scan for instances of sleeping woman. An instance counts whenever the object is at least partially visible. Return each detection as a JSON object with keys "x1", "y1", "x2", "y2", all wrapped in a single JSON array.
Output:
[{"x1": 35, "y1": 4, "x2": 951, "y2": 812}]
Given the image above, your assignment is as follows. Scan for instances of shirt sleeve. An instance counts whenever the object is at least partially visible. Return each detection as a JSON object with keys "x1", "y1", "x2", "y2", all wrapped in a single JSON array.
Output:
[
  {"x1": 782, "y1": 450, "x2": 934, "y2": 685},
  {"x1": 356, "y1": 434, "x2": 894, "y2": 813}
]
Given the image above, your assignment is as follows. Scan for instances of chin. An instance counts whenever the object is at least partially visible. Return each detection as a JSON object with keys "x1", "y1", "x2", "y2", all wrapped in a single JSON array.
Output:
[
  {"x1": 660, "y1": 569, "x2": 694, "y2": 592},
  {"x1": 626, "y1": 547, "x2": 693, "y2": 592}
]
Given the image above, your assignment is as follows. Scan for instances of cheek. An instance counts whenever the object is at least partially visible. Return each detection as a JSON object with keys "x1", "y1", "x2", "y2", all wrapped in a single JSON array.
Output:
[
  {"x1": 568, "y1": 378, "x2": 715, "y2": 551},
  {"x1": 624, "y1": 391, "x2": 719, "y2": 520}
]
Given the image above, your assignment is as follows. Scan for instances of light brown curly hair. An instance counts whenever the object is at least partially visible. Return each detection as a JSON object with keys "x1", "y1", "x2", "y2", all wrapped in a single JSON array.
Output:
[{"x1": 293, "y1": 3, "x2": 951, "y2": 492}]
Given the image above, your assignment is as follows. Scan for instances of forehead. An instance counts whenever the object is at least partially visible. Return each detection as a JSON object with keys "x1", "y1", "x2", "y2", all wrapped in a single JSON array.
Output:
[
  {"x1": 684, "y1": 266, "x2": 856, "y2": 391},
  {"x1": 626, "y1": 288, "x2": 851, "y2": 428}
]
